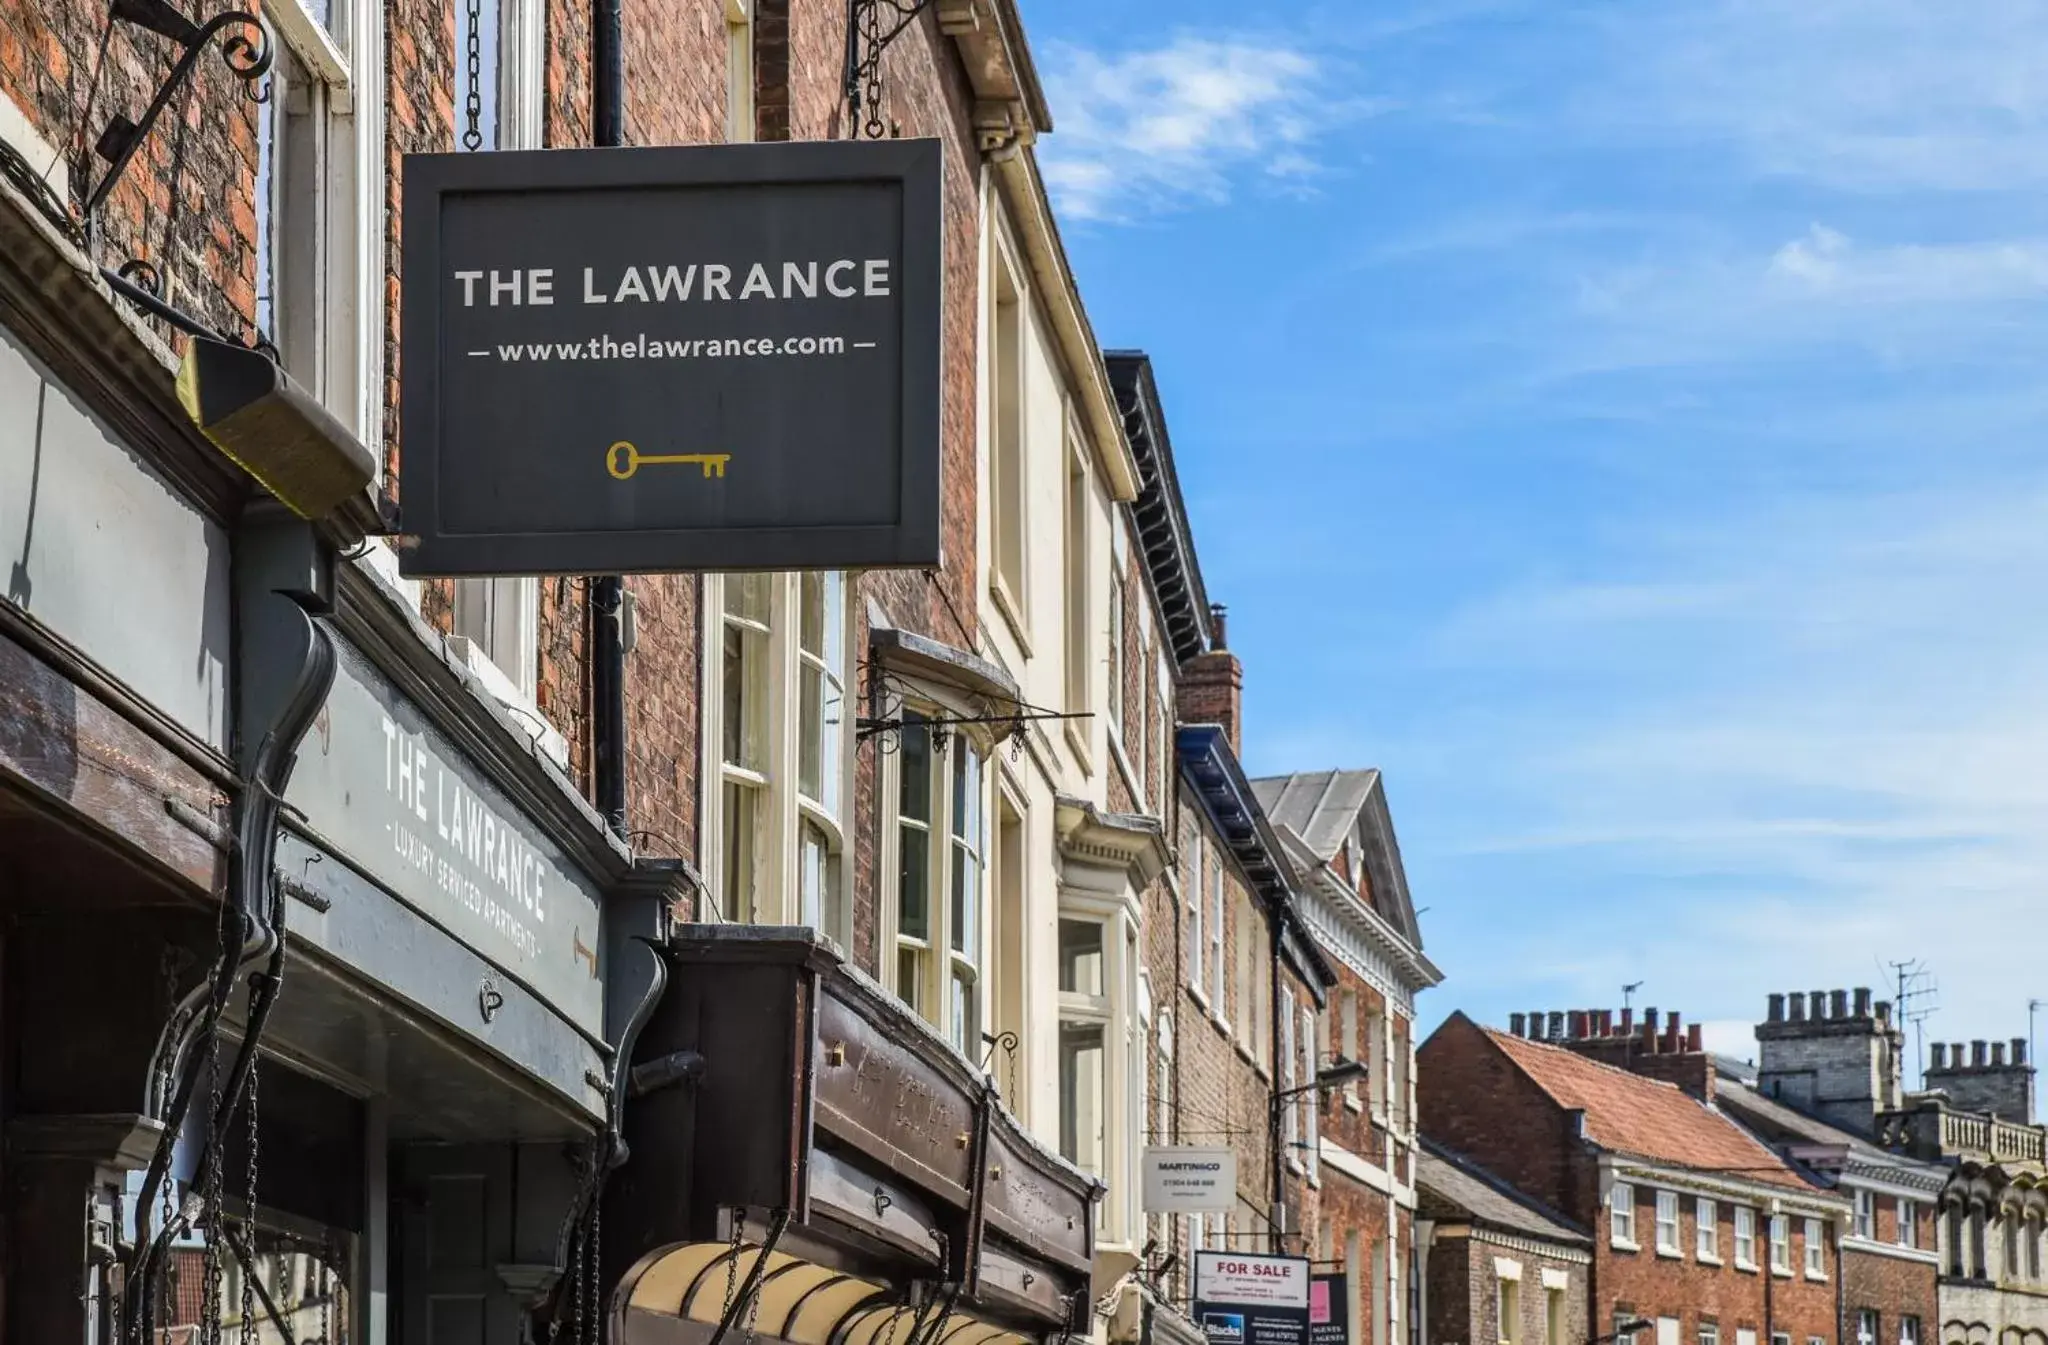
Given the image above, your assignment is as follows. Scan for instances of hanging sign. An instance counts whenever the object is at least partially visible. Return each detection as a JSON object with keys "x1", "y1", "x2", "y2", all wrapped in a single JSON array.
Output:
[
  {"x1": 1309, "y1": 1275, "x2": 1349, "y2": 1345},
  {"x1": 1143, "y1": 1146, "x2": 1237, "y2": 1213},
  {"x1": 399, "y1": 138, "x2": 942, "y2": 576},
  {"x1": 1195, "y1": 1252, "x2": 1312, "y2": 1345}
]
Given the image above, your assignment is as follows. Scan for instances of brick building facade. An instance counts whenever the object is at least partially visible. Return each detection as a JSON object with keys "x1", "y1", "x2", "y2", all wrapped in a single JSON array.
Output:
[
  {"x1": 1252, "y1": 769, "x2": 1442, "y2": 1345},
  {"x1": 1416, "y1": 1140, "x2": 1592, "y2": 1345},
  {"x1": 1422, "y1": 1013, "x2": 1852, "y2": 1345}
]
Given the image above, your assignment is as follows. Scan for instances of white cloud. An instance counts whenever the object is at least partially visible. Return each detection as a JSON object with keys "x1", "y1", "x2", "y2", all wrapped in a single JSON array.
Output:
[
  {"x1": 1586, "y1": 0, "x2": 2048, "y2": 193},
  {"x1": 1418, "y1": 476, "x2": 2048, "y2": 1052},
  {"x1": 1039, "y1": 36, "x2": 1338, "y2": 222}
]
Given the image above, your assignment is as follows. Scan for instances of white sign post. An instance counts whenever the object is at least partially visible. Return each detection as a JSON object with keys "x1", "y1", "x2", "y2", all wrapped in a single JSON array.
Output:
[{"x1": 1142, "y1": 1146, "x2": 1238, "y2": 1214}]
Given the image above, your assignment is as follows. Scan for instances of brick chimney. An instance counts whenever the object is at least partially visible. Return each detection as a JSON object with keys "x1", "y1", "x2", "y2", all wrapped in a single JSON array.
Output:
[
  {"x1": 1179, "y1": 603, "x2": 1244, "y2": 755},
  {"x1": 1550, "y1": 1003, "x2": 1718, "y2": 1101}
]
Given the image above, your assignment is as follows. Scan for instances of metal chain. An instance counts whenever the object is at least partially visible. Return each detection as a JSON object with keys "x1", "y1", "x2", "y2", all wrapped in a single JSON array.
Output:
[
  {"x1": 462, "y1": 0, "x2": 484, "y2": 150},
  {"x1": 241, "y1": 1055, "x2": 260, "y2": 1345},
  {"x1": 583, "y1": 1194, "x2": 602, "y2": 1345},
  {"x1": 860, "y1": 2, "x2": 885, "y2": 139},
  {"x1": 201, "y1": 1035, "x2": 226, "y2": 1345},
  {"x1": 721, "y1": 1208, "x2": 743, "y2": 1323}
]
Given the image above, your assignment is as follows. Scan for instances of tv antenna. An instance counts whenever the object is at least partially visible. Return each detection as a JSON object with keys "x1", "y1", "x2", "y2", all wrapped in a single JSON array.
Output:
[
  {"x1": 1888, "y1": 959, "x2": 1939, "y2": 1089},
  {"x1": 1623, "y1": 982, "x2": 1644, "y2": 1014}
]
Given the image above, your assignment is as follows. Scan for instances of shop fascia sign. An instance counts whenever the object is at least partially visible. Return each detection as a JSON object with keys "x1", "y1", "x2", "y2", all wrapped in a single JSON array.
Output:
[
  {"x1": 1142, "y1": 1145, "x2": 1237, "y2": 1213},
  {"x1": 287, "y1": 639, "x2": 605, "y2": 1036},
  {"x1": 398, "y1": 137, "x2": 942, "y2": 576}
]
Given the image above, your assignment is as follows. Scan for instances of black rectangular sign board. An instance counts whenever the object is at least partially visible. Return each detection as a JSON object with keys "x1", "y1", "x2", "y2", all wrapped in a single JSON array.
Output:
[
  {"x1": 1309, "y1": 1275, "x2": 1348, "y2": 1345},
  {"x1": 398, "y1": 138, "x2": 942, "y2": 575}
]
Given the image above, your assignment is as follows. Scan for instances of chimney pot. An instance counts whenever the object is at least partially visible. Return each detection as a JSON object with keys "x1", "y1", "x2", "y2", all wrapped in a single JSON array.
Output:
[
  {"x1": 1789, "y1": 993, "x2": 1807, "y2": 1022},
  {"x1": 1665, "y1": 1012, "x2": 1683, "y2": 1051},
  {"x1": 1973, "y1": 1040, "x2": 1989, "y2": 1068},
  {"x1": 1953, "y1": 1042, "x2": 1966, "y2": 1068},
  {"x1": 2014, "y1": 1039, "x2": 2030, "y2": 1067},
  {"x1": 1931, "y1": 1043, "x2": 1949, "y2": 1070},
  {"x1": 1209, "y1": 604, "x2": 1229, "y2": 650},
  {"x1": 1688, "y1": 1023, "x2": 1704, "y2": 1053},
  {"x1": 1830, "y1": 989, "x2": 1849, "y2": 1020},
  {"x1": 1811, "y1": 989, "x2": 1829, "y2": 1021},
  {"x1": 1768, "y1": 993, "x2": 1786, "y2": 1023},
  {"x1": 1620, "y1": 1007, "x2": 1634, "y2": 1033},
  {"x1": 1548, "y1": 1011, "x2": 1566, "y2": 1040},
  {"x1": 1876, "y1": 1000, "x2": 1893, "y2": 1027},
  {"x1": 1992, "y1": 1042, "x2": 2007, "y2": 1068},
  {"x1": 1645, "y1": 1008, "x2": 1660, "y2": 1033},
  {"x1": 1510, "y1": 1013, "x2": 1527, "y2": 1037},
  {"x1": 1854, "y1": 987, "x2": 1872, "y2": 1017},
  {"x1": 1568, "y1": 1010, "x2": 1588, "y2": 1040},
  {"x1": 1600, "y1": 1009, "x2": 1615, "y2": 1036}
]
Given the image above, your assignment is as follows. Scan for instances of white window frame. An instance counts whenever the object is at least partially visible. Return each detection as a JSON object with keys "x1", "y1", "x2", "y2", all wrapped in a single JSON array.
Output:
[
  {"x1": 1734, "y1": 1205, "x2": 1757, "y2": 1269},
  {"x1": 1769, "y1": 1214, "x2": 1791, "y2": 1274},
  {"x1": 1495, "y1": 1275, "x2": 1518, "y2": 1345},
  {"x1": 1697, "y1": 1197, "x2": 1720, "y2": 1263},
  {"x1": 1804, "y1": 1216, "x2": 1826, "y2": 1279},
  {"x1": 1184, "y1": 815, "x2": 1205, "y2": 1003},
  {"x1": 986, "y1": 235, "x2": 1029, "y2": 639},
  {"x1": 1895, "y1": 1197, "x2": 1915, "y2": 1248},
  {"x1": 1341, "y1": 991, "x2": 1363, "y2": 1110},
  {"x1": 1655, "y1": 1190, "x2": 1682, "y2": 1257},
  {"x1": 1105, "y1": 568, "x2": 1124, "y2": 737},
  {"x1": 724, "y1": 0, "x2": 754, "y2": 142},
  {"x1": 1609, "y1": 1182, "x2": 1638, "y2": 1249},
  {"x1": 1898, "y1": 1317, "x2": 1919, "y2": 1345},
  {"x1": 881, "y1": 709, "x2": 990, "y2": 1055},
  {"x1": 444, "y1": 0, "x2": 552, "y2": 738},
  {"x1": 1301, "y1": 1002, "x2": 1319, "y2": 1185},
  {"x1": 701, "y1": 573, "x2": 855, "y2": 943},
  {"x1": 1280, "y1": 985, "x2": 1299, "y2": 1169},
  {"x1": 1063, "y1": 442, "x2": 1093, "y2": 737},
  {"x1": 1856, "y1": 1311, "x2": 1878, "y2": 1345},
  {"x1": 1854, "y1": 1189, "x2": 1875, "y2": 1241},
  {"x1": 1208, "y1": 854, "x2": 1228, "y2": 1018},
  {"x1": 1699, "y1": 1325, "x2": 1719, "y2": 1345}
]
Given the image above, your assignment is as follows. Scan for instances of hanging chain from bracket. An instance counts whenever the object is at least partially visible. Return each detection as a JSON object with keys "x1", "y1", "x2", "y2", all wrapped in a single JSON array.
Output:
[
  {"x1": 841, "y1": 0, "x2": 937, "y2": 139},
  {"x1": 463, "y1": 0, "x2": 485, "y2": 150}
]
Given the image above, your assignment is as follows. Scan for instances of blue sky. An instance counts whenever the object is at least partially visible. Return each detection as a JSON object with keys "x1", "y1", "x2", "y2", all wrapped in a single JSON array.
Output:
[{"x1": 1025, "y1": 0, "x2": 2048, "y2": 1071}]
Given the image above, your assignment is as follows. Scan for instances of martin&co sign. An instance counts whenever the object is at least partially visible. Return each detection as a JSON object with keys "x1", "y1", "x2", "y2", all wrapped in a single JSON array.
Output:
[{"x1": 398, "y1": 138, "x2": 941, "y2": 575}]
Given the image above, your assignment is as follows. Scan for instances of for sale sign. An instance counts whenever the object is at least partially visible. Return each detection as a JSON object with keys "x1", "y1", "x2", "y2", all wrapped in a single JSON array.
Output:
[{"x1": 1195, "y1": 1252, "x2": 1312, "y2": 1345}]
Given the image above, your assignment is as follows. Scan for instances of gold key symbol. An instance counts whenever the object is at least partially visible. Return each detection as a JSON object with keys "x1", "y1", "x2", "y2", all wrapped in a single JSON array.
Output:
[{"x1": 605, "y1": 440, "x2": 731, "y2": 480}]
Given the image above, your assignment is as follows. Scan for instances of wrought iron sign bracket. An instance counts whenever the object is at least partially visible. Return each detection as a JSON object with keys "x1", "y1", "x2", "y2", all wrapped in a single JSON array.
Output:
[
  {"x1": 81, "y1": 0, "x2": 273, "y2": 345},
  {"x1": 842, "y1": 0, "x2": 938, "y2": 138},
  {"x1": 857, "y1": 666, "x2": 1094, "y2": 749}
]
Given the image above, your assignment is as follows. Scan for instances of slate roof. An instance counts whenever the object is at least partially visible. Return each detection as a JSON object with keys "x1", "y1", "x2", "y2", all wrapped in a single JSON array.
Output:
[
  {"x1": 1714, "y1": 1077, "x2": 1949, "y2": 1193},
  {"x1": 1251, "y1": 770, "x2": 1382, "y2": 861},
  {"x1": 1417, "y1": 1140, "x2": 1590, "y2": 1245},
  {"x1": 1483, "y1": 1023, "x2": 1812, "y2": 1189}
]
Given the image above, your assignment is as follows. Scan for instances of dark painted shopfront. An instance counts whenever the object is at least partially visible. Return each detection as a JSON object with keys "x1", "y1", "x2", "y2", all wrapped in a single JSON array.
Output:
[
  {"x1": 608, "y1": 929, "x2": 1101, "y2": 1345},
  {"x1": 0, "y1": 174, "x2": 688, "y2": 1342}
]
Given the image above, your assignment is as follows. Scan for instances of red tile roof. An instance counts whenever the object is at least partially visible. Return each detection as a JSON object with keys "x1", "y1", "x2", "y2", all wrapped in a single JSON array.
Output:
[{"x1": 1484, "y1": 1025, "x2": 1811, "y2": 1189}]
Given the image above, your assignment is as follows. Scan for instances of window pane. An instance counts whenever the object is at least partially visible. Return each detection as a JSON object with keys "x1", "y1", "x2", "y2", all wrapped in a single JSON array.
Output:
[
  {"x1": 897, "y1": 947, "x2": 925, "y2": 1012},
  {"x1": 799, "y1": 662, "x2": 825, "y2": 800},
  {"x1": 722, "y1": 623, "x2": 766, "y2": 770},
  {"x1": 897, "y1": 824, "x2": 929, "y2": 940},
  {"x1": 722, "y1": 781, "x2": 757, "y2": 922},
  {"x1": 950, "y1": 839, "x2": 979, "y2": 956},
  {"x1": 1059, "y1": 1020, "x2": 1106, "y2": 1174},
  {"x1": 729, "y1": 572, "x2": 773, "y2": 625},
  {"x1": 1060, "y1": 919, "x2": 1104, "y2": 997},
  {"x1": 799, "y1": 819, "x2": 838, "y2": 935},
  {"x1": 951, "y1": 744, "x2": 981, "y2": 841},
  {"x1": 949, "y1": 965, "x2": 978, "y2": 1054},
  {"x1": 899, "y1": 718, "x2": 931, "y2": 821}
]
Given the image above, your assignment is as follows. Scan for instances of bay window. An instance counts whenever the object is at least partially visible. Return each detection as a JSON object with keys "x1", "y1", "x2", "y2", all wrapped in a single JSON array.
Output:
[
  {"x1": 885, "y1": 707, "x2": 991, "y2": 1059},
  {"x1": 704, "y1": 573, "x2": 853, "y2": 941}
]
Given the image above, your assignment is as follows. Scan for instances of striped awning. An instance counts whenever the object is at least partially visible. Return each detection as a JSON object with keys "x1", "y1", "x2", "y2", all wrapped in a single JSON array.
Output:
[{"x1": 616, "y1": 1241, "x2": 1036, "y2": 1345}]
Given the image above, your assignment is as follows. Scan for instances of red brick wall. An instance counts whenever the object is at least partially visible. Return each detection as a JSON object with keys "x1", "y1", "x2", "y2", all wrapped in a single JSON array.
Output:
[
  {"x1": 1597, "y1": 1200, "x2": 1838, "y2": 1345},
  {"x1": 1419, "y1": 1014, "x2": 1588, "y2": 1225},
  {"x1": 1, "y1": 0, "x2": 258, "y2": 340}
]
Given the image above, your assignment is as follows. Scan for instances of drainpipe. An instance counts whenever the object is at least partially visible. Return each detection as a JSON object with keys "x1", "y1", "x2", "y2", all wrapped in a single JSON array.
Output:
[
  {"x1": 1269, "y1": 912, "x2": 1285, "y2": 1253},
  {"x1": 587, "y1": 0, "x2": 627, "y2": 836}
]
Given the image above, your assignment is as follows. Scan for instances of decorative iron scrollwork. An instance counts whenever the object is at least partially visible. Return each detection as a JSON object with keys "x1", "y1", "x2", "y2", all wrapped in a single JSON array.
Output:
[{"x1": 842, "y1": 0, "x2": 937, "y2": 139}]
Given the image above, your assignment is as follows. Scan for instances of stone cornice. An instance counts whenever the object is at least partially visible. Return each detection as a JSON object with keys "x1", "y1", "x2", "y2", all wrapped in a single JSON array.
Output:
[
  {"x1": 1055, "y1": 794, "x2": 1171, "y2": 891},
  {"x1": 1297, "y1": 868, "x2": 1440, "y2": 1012}
]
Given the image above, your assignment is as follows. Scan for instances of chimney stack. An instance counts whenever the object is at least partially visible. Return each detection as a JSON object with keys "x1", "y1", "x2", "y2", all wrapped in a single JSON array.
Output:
[{"x1": 1180, "y1": 604, "x2": 1245, "y2": 755}]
